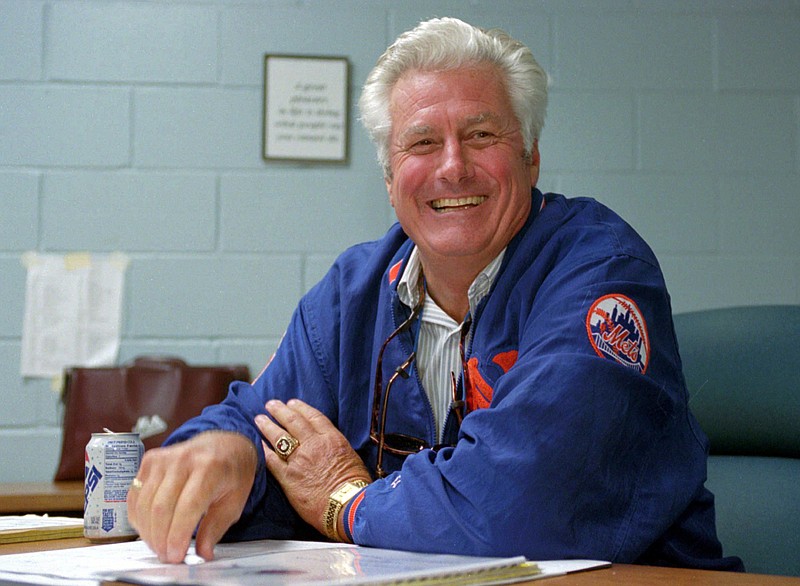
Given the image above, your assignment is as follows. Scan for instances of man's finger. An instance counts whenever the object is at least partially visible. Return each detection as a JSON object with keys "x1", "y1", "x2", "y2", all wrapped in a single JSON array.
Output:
[
  {"x1": 264, "y1": 399, "x2": 315, "y2": 438},
  {"x1": 194, "y1": 493, "x2": 246, "y2": 561},
  {"x1": 285, "y1": 399, "x2": 337, "y2": 433},
  {"x1": 126, "y1": 476, "x2": 142, "y2": 528},
  {"x1": 128, "y1": 457, "x2": 168, "y2": 552},
  {"x1": 160, "y1": 473, "x2": 210, "y2": 563},
  {"x1": 262, "y1": 438, "x2": 289, "y2": 483}
]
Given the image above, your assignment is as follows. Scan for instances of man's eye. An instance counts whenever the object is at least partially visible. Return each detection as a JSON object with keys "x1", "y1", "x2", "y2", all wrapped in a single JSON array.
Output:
[{"x1": 408, "y1": 139, "x2": 435, "y2": 152}]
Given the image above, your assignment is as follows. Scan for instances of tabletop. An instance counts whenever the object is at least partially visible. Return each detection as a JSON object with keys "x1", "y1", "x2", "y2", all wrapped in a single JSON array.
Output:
[{"x1": 0, "y1": 481, "x2": 84, "y2": 515}]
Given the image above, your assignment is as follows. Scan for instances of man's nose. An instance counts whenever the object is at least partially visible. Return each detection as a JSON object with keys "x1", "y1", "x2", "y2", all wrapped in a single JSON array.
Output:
[{"x1": 437, "y1": 140, "x2": 472, "y2": 184}]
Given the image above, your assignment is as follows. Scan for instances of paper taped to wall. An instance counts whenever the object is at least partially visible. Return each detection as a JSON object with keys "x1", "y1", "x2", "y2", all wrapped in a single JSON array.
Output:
[{"x1": 20, "y1": 252, "x2": 128, "y2": 379}]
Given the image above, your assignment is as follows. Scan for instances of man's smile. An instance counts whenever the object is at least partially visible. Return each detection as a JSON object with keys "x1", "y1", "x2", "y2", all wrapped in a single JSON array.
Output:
[{"x1": 430, "y1": 195, "x2": 488, "y2": 212}]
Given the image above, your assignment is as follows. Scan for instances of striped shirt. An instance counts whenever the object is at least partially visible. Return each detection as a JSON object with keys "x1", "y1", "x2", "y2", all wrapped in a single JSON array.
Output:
[{"x1": 397, "y1": 247, "x2": 505, "y2": 441}]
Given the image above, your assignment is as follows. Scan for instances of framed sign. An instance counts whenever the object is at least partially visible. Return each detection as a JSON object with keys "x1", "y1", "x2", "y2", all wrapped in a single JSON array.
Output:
[{"x1": 263, "y1": 54, "x2": 350, "y2": 163}]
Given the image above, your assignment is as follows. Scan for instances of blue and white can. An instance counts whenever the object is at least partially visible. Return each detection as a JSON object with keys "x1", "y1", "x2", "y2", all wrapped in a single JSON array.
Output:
[{"x1": 84, "y1": 432, "x2": 143, "y2": 542}]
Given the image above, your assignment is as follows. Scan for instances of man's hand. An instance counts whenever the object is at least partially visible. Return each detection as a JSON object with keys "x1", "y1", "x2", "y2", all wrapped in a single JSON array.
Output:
[
  {"x1": 127, "y1": 430, "x2": 257, "y2": 563},
  {"x1": 256, "y1": 399, "x2": 371, "y2": 538}
]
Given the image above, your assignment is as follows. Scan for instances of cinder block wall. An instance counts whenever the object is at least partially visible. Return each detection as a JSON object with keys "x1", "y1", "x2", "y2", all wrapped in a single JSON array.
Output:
[{"x1": 1, "y1": 0, "x2": 798, "y2": 482}]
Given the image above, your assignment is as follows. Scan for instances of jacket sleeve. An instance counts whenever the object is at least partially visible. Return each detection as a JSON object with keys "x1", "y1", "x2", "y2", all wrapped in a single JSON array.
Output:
[
  {"x1": 346, "y1": 252, "x2": 711, "y2": 563},
  {"x1": 163, "y1": 291, "x2": 339, "y2": 541}
]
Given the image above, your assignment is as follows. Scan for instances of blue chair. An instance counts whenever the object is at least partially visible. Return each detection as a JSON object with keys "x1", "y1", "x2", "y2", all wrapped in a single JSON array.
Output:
[{"x1": 673, "y1": 305, "x2": 800, "y2": 577}]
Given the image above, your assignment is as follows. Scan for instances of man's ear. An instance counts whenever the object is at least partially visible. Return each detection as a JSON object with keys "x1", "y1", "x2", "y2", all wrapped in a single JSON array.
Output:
[
  {"x1": 385, "y1": 177, "x2": 395, "y2": 208},
  {"x1": 529, "y1": 139, "x2": 540, "y2": 188}
]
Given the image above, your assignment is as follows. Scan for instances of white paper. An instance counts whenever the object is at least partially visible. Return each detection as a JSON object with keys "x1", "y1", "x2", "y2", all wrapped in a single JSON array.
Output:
[
  {"x1": 535, "y1": 559, "x2": 613, "y2": 577},
  {"x1": 0, "y1": 515, "x2": 83, "y2": 532},
  {"x1": 0, "y1": 539, "x2": 343, "y2": 586},
  {"x1": 110, "y1": 547, "x2": 531, "y2": 586},
  {"x1": 0, "y1": 538, "x2": 610, "y2": 586},
  {"x1": 20, "y1": 252, "x2": 128, "y2": 378}
]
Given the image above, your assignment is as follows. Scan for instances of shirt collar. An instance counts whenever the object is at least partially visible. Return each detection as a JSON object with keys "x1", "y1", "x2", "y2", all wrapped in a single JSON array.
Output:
[{"x1": 397, "y1": 246, "x2": 505, "y2": 321}]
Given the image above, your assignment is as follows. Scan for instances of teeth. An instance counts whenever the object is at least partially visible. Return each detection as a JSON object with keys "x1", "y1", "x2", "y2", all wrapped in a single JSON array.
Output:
[{"x1": 431, "y1": 196, "x2": 486, "y2": 210}]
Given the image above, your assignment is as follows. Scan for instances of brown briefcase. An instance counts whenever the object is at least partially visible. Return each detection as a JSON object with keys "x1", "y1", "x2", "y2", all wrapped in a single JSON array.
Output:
[{"x1": 54, "y1": 356, "x2": 250, "y2": 481}]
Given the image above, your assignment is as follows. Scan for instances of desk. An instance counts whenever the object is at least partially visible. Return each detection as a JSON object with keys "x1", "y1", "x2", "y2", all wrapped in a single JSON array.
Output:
[
  {"x1": 0, "y1": 481, "x2": 84, "y2": 515},
  {"x1": 2, "y1": 538, "x2": 799, "y2": 585}
]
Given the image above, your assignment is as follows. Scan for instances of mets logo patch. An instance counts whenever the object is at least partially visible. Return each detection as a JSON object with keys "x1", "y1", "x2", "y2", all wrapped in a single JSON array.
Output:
[{"x1": 586, "y1": 294, "x2": 650, "y2": 374}]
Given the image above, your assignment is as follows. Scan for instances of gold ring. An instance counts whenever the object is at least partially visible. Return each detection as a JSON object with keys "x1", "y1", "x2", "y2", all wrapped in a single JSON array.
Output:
[
  {"x1": 131, "y1": 477, "x2": 143, "y2": 490},
  {"x1": 274, "y1": 434, "x2": 300, "y2": 461}
]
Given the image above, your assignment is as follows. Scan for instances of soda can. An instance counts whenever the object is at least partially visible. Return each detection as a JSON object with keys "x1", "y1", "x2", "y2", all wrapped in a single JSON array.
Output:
[{"x1": 84, "y1": 432, "x2": 144, "y2": 542}]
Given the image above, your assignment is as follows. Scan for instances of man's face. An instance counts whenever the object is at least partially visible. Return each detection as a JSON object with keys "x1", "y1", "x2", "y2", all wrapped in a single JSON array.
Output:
[{"x1": 385, "y1": 64, "x2": 540, "y2": 270}]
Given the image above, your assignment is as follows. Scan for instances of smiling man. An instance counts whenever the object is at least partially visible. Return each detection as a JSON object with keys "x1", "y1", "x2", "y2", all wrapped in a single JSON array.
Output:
[
  {"x1": 128, "y1": 18, "x2": 742, "y2": 572},
  {"x1": 385, "y1": 64, "x2": 537, "y2": 321}
]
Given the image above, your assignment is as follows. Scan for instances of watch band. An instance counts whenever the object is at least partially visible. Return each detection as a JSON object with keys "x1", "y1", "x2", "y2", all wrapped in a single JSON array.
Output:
[{"x1": 323, "y1": 480, "x2": 369, "y2": 541}]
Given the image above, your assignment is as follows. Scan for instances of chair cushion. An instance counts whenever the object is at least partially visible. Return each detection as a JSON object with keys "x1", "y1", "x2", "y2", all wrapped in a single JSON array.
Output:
[
  {"x1": 673, "y1": 305, "x2": 800, "y2": 457},
  {"x1": 707, "y1": 455, "x2": 800, "y2": 576}
]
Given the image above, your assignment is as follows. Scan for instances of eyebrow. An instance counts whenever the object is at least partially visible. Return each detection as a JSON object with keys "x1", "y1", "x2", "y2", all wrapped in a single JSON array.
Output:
[
  {"x1": 398, "y1": 112, "x2": 502, "y2": 140},
  {"x1": 464, "y1": 112, "x2": 500, "y2": 126},
  {"x1": 399, "y1": 125, "x2": 432, "y2": 140}
]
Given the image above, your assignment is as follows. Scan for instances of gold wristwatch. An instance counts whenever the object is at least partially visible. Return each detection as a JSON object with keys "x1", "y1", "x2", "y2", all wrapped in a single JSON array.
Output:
[{"x1": 323, "y1": 480, "x2": 369, "y2": 541}]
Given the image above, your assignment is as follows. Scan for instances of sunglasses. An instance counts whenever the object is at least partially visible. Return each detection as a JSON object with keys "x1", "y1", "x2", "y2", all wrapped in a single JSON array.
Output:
[{"x1": 369, "y1": 278, "x2": 471, "y2": 478}]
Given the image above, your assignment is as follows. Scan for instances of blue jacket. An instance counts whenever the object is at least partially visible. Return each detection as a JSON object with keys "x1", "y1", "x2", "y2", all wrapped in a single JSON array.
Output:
[{"x1": 167, "y1": 190, "x2": 742, "y2": 570}]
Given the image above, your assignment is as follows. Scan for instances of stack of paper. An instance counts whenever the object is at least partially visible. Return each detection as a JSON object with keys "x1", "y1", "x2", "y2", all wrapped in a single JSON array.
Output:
[
  {"x1": 111, "y1": 545, "x2": 542, "y2": 585},
  {"x1": 0, "y1": 539, "x2": 610, "y2": 586},
  {"x1": 0, "y1": 515, "x2": 83, "y2": 545}
]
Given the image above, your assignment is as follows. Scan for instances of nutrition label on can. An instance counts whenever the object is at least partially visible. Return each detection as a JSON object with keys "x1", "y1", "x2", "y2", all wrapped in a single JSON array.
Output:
[{"x1": 103, "y1": 440, "x2": 139, "y2": 502}]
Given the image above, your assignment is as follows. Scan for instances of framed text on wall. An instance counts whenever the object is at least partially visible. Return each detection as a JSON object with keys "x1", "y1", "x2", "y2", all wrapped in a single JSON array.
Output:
[{"x1": 263, "y1": 54, "x2": 350, "y2": 163}]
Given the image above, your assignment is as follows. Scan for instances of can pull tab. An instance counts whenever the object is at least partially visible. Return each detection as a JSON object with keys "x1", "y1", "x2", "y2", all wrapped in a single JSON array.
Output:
[{"x1": 103, "y1": 428, "x2": 116, "y2": 434}]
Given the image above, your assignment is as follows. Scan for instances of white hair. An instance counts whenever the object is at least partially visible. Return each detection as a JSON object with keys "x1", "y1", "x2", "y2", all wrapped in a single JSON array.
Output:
[{"x1": 359, "y1": 17, "x2": 548, "y2": 177}]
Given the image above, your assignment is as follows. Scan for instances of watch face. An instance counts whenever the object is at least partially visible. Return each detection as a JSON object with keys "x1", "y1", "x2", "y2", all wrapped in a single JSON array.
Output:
[{"x1": 333, "y1": 483, "x2": 360, "y2": 502}]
